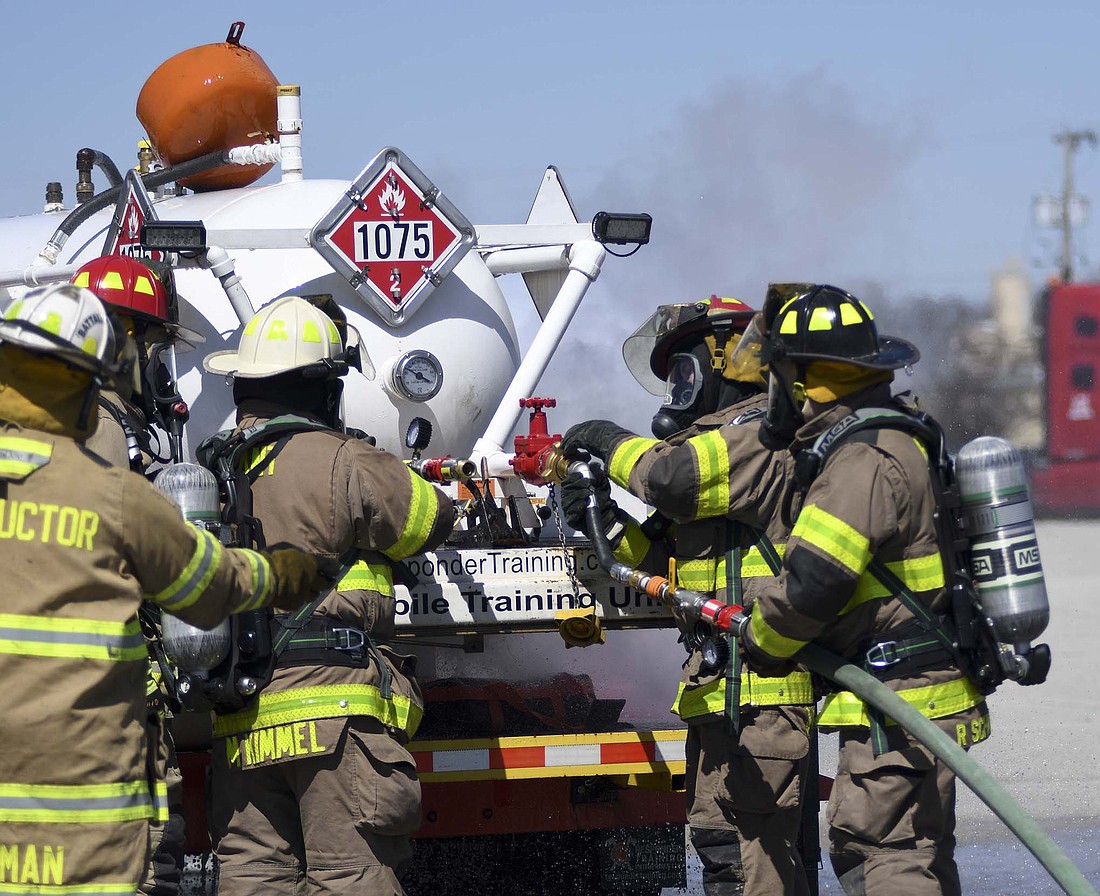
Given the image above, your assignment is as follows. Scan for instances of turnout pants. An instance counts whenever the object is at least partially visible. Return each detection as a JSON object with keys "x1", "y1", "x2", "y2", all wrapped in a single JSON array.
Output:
[
  {"x1": 209, "y1": 717, "x2": 421, "y2": 896},
  {"x1": 140, "y1": 716, "x2": 185, "y2": 896},
  {"x1": 827, "y1": 726, "x2": 963, "y2": 896},
  {"x1": 686, "y1": 711, "x2": 811, "y2": 896}
]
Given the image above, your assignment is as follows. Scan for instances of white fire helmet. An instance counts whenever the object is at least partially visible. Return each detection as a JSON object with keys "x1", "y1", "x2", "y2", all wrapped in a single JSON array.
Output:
[
  {"x1": 203, "y1": 296, "x2": 373, "y2": 380},
  {"x1": 0, "y1": 284, "x2": 118, "y2": 377}
]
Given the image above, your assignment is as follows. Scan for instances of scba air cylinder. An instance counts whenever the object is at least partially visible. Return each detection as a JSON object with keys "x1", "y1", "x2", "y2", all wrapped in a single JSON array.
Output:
[
  {"x1": 153, "y1": 463, "x2": 231, "y2": 674},
  {"x1": 955, "y1": 436, "x2": 1050, "y2": 650}
]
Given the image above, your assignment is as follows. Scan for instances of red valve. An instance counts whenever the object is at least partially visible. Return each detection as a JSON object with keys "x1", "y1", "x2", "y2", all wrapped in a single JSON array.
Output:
[{"x1": 511, "y1": 397, "x2": 561, "y2": 485}]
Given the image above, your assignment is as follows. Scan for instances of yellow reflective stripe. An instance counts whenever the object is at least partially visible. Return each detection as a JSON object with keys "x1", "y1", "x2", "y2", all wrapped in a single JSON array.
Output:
[
  {"x1": 0, "y1": 885, "x2": 137, "y2": 896},
  {"x1": 742, "y1": 542, "x2": 787, "y2": 577},
  {"x1": 749, "y1": 610, "x2": 807, "y2": 659},
  {"x1": 613, "y1": 519, "x2": 650, "y2": 567},
  {"x1": 676, "y1": 558, "x2": 719, "y2": 592},
  {"x1": 0, "y1": 613, "x2": 145, "y2": 662},
  {"x1": 607, "y1": 437, "x2": 658, "y2": 489},
  {"x1": 0, "y1": 779, "x2": 152, "y2": 823},
  {"x1": 672, "y1": 670, "x2": 815, "y2": 717},
  {"x1": 792, "y1": 504, "x2": 871, "y2": 576},
  {"x1": 152, "y1": 780, "x2": 168, "y2": 823},
  {"x1": 0, "y1": 436, "x2": 52, "y2": 479},
  {"x1": 234, "y1": 549, "x2": 272, "y2": 611},
  {"x1": 336, "y1": 560, "x2": 394, "y2": 596},
  {"x1": 212, "y1": 684, "x2": 422, "y2": 739},
  {"x1": 818, "y1": 678, "x2": 985, "y2": 728},
  {"x1": 678, "y1": 544, "x2": 788, "y2": 592},
  {"x1": 689, "y1": 431, "x2": 730, "y2": 517},
  {"x1": 386, "y1": 470, "x2": 440, "y2": 559},
  {"x1": 243, "y1": 443, "x2": 276, "y2": 475},
  {"x1": 148, "y1": 529, "x2": 223, "y2": 613},
  {"x1": 843, "y1": 553, "x2": 946, "y2": 613}
]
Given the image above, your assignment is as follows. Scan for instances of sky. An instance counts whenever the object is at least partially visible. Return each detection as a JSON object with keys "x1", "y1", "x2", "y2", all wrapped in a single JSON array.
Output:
[{"x1": 2, "y1": 0, "x2": 1099, "y2": 429}]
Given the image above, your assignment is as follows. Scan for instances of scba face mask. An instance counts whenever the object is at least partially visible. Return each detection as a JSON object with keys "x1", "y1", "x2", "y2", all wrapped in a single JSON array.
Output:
[{"x1": 651, "y1": 352, "x2": 705, "y2": 438}]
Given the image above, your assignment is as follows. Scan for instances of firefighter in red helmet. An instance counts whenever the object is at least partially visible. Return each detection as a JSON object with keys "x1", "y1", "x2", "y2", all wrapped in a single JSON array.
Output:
[
  {"x1": 71, "y1": 255, "x2": 198, "y2": 896},
  {"x1": 562, "y1": 296, "x2": 815, "y2": 896},
  {"x1": 72, "y1": 254, "x2": 198, "y2": 469}
]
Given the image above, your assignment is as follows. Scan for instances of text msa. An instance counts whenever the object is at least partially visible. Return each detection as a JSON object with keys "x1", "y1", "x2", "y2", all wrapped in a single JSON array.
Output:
[{"x1": 355, "y1": 221, "x2": 433, "y2": 263}]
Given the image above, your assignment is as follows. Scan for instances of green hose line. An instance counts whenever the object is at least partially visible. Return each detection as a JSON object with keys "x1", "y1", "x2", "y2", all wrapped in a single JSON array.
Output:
[{"x1": 797, "y1": 644, "x2": 1098, "y2": 896}]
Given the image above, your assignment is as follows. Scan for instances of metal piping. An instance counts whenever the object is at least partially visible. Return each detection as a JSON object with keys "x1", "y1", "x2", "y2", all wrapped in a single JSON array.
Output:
[{"x1": 471, "y1": 239, "x2": 605, "y2": 468}]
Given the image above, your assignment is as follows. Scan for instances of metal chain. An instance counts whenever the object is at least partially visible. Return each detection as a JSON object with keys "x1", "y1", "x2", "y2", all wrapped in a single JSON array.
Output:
[{"x1": 548, "y1": 484, "x2": 583, "y2": 600}]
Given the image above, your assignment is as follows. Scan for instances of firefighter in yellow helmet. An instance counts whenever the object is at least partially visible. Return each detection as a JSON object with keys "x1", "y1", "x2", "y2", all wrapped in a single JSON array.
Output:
[
  {"x1": 741, "y1": 284, "x2": 989, "y2": 896},
  {"x1": 0, "y1": 284, "x2": 325, "y2": 896},
  {"x1": 561, "y1": 296, "x2": 815, "y2": 896},
  {"x1": 201, "y1": 296, "x2": 455, "y2": 896}
]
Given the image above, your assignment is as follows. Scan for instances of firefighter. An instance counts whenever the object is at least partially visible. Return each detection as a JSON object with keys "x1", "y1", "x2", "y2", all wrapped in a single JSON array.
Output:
[
  {"x1": 0, "y1": 283, "x2": 325, "y2": 896},
  {"x1": 75, "y1": 254, "x2": 198, "y2": 471},
  {"x1": 560, "y1": 296, "x2": 815, "y2": 896},
  {"x1": 740, "y1": 283, "x2": 990, "y2": 896},
  {"x1": 72, "y1": 255, "x2": 193, "y2": 896},
  {"x1": 201, "y1": 296, "x2": 455, "y2": 896}
]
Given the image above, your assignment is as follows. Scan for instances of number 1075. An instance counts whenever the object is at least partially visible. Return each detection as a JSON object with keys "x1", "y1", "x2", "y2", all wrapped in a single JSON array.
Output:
[{"x1": 355, "y1": 221, "x2": 433, "y2": 262}]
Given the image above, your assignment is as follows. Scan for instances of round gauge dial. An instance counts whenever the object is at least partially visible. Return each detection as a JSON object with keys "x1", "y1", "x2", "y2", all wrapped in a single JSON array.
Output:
[{"x1": 393, "y1": 350, "x2": 443, "y2": 401}]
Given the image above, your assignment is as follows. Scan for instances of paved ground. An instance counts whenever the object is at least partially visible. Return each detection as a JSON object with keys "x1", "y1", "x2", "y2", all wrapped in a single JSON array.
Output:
[{"x1": 666, "y1": 519, "x2": 1100, "y2": 895}]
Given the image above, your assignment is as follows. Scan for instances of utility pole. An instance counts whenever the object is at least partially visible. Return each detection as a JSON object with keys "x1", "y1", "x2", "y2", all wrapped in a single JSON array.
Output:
[{"x1": 1054, "y1": 129, "x2": 1097, "y2": 282}]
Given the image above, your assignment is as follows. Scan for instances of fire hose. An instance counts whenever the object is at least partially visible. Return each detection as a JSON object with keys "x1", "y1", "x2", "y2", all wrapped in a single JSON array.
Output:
[{"x1": 564, "y1": 457, "x2": 1098, "y2": 896}]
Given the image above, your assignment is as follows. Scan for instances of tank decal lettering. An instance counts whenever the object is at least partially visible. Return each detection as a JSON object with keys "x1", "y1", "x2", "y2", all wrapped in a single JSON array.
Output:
[{"x1": 0, "y1": 501, "x2": 98, "y2": 551}]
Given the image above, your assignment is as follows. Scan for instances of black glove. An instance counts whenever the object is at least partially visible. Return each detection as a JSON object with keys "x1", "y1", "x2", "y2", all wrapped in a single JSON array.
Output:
[
  {"x1": 559, "y1": 466, "x2": 626, "y2": 547},
  {"x1": 561, "y1": 420, "x2": 635, "y2": 462}
]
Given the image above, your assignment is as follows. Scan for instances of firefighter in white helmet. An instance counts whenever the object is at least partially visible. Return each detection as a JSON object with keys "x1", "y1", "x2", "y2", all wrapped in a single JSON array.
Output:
[
  {"x1": 202, "y1": 296, "x2": 455, "y2": 896},
  {"x1": 0, "y1": 284, "x2": 326, "y2": 896},
  {"x1": 561, "y1": 297, "x2": 815, "y2": 896}
]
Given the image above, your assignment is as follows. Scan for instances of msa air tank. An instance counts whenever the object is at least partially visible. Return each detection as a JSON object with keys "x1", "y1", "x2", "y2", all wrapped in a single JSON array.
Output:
[
  {"x1": 154, "y1": 463, "x2": 232, "y2": 673},
  {"x1": 955, "y1": 436, "x2": 1050, "y2": 651}
]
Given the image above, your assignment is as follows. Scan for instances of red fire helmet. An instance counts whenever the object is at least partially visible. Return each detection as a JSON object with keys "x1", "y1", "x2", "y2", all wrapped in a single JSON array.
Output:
[{"x1": 71, "y1": 256, "x2": 170, "y2": 324}]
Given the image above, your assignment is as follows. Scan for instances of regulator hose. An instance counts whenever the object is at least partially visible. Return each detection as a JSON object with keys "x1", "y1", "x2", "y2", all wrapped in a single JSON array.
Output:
[
  {"x1": 39, "y1": 150, "x2": 230, "y2": 263},
  {"x1": 796, "y1": 645, "x2": 1097, "y2": 896},
  {"x1": 572, "y1": 471, "x2": 1098, "y2": 896}
]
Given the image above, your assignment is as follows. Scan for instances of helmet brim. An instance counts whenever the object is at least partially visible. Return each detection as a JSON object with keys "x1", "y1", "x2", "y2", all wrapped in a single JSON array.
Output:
[{"x1": 202, "y1": 349, "x2": 300, "y2": 379}]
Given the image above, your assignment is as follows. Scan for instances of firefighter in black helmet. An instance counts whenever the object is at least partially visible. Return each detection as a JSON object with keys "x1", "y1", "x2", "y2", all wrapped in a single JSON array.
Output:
[
  {"x1": 742, "y1": 284, "x2": 988, "y2": 896},
  {"x1": 561, "y1": 296, "x2": 815, "y2": 896}
]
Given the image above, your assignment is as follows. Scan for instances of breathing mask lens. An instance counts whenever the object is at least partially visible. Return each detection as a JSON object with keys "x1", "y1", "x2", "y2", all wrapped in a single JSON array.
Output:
[{"x1": 662, "y1": 353, "x2": 704, "y2": 411}]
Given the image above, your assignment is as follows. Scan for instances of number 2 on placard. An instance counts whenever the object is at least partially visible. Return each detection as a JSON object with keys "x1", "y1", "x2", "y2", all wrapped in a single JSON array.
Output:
[{"x1": 355, "y1": 221, "x2": 432, "y2": 262}]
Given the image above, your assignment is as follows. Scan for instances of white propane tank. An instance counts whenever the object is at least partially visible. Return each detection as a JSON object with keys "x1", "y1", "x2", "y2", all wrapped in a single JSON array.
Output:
[
  {"x1": 955, "y1": 436, "x2": 1050, "y2": 651},
  {"x1": 153, "y1": 463, "x2": 232, "y2": 673}
]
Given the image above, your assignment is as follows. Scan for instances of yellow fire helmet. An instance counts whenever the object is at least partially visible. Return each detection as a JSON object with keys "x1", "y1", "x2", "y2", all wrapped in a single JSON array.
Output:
[{"x1": 203, "y1": 295, "x2": 373, "y2": 380}]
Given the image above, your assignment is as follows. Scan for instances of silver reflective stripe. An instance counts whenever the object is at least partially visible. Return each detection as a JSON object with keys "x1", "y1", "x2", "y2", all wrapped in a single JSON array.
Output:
[
  {"x1": 0, "y1": 780, "x2": 153, "y2": 823},
  {"x1": 0, "y1": 614, "x2": 146, "y2": 662},
  {"x1": 0, "y1": 437, "x2": 52, "y2": 480},
  {"x1": 153, "y1": 530, "x2": 219, "y2": 612},
  {"x1": 0, "y1": 626, "x2": 144, "y2": 651}
]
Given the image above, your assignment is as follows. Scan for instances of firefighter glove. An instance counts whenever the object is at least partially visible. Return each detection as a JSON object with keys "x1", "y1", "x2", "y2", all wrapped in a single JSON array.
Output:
[
  {"x1": 265, "y1": 548, "x2": 328, "y2": 600},
  {"x1": 559, "y1": 466, "x2": 626, "y2": 548},
  {"x1": 561, "y1": 419, "x2": 635, "y2": 462}
]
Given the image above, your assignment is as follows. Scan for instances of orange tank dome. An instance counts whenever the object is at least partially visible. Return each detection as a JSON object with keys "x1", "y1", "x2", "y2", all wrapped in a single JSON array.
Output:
[{"x1": 136, "y1": 23, "x2": 278, "y2": 192}]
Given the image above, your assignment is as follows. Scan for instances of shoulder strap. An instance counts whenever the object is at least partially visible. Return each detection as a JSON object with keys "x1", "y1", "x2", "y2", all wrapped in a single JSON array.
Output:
[
  {"x1": 794, "y1": 407, "x2": 944, "y2": 491},
  {"x1": 197, "y1": 415, "x2": 337, "y2": 549}
]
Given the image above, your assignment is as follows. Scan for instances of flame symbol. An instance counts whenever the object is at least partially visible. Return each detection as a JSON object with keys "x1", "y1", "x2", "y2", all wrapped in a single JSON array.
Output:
[
  {"x1": 126, "y1": 203, "x2": 141, "y2": 240},
  {"x1": 378, "y1": 182, "x2": 406, "y2": 219}
]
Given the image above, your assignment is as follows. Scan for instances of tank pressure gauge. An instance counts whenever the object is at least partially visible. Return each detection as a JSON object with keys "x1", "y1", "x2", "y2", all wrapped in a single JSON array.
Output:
[{"x1": 393, "y1": 350, "x2": 443, "y2": 401}]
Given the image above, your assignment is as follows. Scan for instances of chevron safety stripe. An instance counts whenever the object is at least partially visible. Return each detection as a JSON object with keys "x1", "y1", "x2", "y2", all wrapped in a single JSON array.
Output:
[{"x1": 410, "y1": 730, "x2": 688, "y2": 783}]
